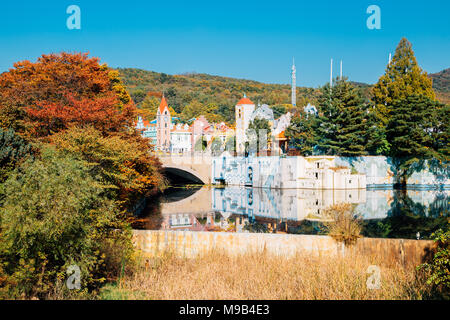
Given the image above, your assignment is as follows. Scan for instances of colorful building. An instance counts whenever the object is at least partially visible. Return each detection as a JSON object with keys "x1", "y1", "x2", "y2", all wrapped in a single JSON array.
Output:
[
  {"x1": 171, "y1": 123, "x2": 192, "y2": 154},
  {"x1": 156, "y1": 95, "x2": 172, "y2": 152}
]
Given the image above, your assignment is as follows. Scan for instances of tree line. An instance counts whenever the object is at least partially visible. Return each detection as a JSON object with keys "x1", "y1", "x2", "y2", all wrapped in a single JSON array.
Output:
[{"x1": 285, "y1": 38, "x2": 449, "y2": 184}]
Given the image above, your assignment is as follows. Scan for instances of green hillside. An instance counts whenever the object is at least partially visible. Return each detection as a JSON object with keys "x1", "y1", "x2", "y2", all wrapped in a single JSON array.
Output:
[
  {"x1": 117, "y1": 67, "x2": 449, "y2": 124},
  {"x1": 430, "y1": 68, "x2": 450, "y2": 104},
  {"x1": 117, "y1": 68, "x2": 321, "y2": 124}
]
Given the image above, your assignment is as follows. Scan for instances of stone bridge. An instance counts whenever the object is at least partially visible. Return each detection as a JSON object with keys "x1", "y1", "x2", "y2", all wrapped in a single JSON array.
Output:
[{"x1": 159, "y1": 155, "x2": 212, "y2": 184}]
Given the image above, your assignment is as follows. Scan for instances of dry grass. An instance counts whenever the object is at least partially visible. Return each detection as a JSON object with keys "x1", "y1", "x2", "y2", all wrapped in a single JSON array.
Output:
[
  {"x1": 100, "y1": 249, "x2": 431, "y2": 300},
  {"x1": 323, "y1": 203, "x2": 362, "y2": 246}
]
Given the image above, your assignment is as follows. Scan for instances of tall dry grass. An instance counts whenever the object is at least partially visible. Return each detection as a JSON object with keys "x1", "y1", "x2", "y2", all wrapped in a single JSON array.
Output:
[
  {"x1": 322, "y1": 203, "x2": 362, "y2": 246},
  {"x1": 100, "y1": 249, "x2": 431, "y2": 300}
]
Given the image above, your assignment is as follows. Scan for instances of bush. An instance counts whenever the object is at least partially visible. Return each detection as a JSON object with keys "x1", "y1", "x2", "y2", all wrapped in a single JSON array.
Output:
[
  {"x1": 0, "y1": 128, "x2": 33, "y2": 183},
  {"x1": 418, "y1": 228, "x2": 450, "y2": 298},
  {"x1": 48, "y1": 126, "x2": 167, "y2": 210},
  {"x1": 0, "y1": 147, "x2": 133, "y2": 299},
  {"x1": 322, "y1": 203, "x2": 362, "y2": 246}
]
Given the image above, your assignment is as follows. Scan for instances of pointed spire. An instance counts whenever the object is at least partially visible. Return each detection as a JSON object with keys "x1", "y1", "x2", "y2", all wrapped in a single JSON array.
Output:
[
  {"x1": 340, "y1": 60, "x2": 343, "y2": 80},
  {"x1": 159, "y1": 93, "x2": 168, "y2": 114},
  {"x1": 388, "y1": 53, "x2": 392, "y2": 66}
]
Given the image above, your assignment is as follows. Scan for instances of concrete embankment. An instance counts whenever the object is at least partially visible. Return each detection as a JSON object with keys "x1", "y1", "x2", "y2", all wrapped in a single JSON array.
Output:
[{"x1": 133, "y1": 230, "x2": 436, "y2": 267}]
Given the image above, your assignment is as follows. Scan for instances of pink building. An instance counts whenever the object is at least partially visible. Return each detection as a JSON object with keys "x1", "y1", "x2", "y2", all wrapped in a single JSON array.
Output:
[
  {"x1": 190, "y1": 115, "x2": 211, "y2": 152},
  {"x1": 156, "y1": 95, "x2": 172, "y2": 152}
]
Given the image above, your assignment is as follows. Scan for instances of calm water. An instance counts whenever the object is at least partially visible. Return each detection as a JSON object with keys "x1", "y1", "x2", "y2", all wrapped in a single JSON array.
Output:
[{"x1": 134, "y1": 186, "x2": 449, "y2": 240}]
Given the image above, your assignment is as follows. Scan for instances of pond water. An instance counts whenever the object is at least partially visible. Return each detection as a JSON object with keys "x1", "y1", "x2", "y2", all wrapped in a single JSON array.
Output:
[{"x1": 133, "y1": 186, "x2": 449, "y2": 240}]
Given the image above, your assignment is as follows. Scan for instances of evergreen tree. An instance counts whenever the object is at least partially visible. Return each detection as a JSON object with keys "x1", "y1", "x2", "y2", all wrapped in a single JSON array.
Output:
[
  {"x1": 0, "y1": 128, "x2": 33, "y2": 183},
  {"x1": 386, "y1": 95, "x2": 442, "y2": 183},
  {"x1": 246, "y1": 117, "x2": 272, "y2": 155},
  {"x1": 315, "y1": 78, "x2": 368, "y2": 156},
  {"x1": 431, "y1": 104, "x2": 449, "y2": 160},
  {"x1": 364, "y1": 108, "x2": 391, "y2": 156},
  {"x1": 372, "y1": 38, "x2": 435, "y2": 126},
  {"x1": 285, "y1": 110, "x2": 317, "y2": 156}
]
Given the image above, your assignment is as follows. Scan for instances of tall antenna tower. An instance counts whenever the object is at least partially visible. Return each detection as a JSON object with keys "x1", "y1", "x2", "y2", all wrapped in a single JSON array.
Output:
[
  {"x1": 291, "y1": 57, "x2": 296, "y2": 106},
  {"x1": 330, "y1": 58, "x2": 333, "y2": 87},
  {"x1": 388, "y1": 53, "x2": 392, "y2": 66}
]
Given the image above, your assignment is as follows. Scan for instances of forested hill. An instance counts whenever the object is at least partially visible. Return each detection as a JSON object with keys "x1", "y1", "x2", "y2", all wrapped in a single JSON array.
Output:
[
  {"x1": 430, "y1": 68, "x2": 450, "y2": 104},
  {"x1": 117, "y1": 67, "x2": 449, "y2": 123},
  {"x1": 117, "y1": 68, "x2": 321, "y2": 123}
]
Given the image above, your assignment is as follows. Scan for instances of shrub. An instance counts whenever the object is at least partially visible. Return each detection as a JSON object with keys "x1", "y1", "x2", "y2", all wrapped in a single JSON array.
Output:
[
  {"x1": 48, "y1": 126, "x2": 167, "y2": 210},
  {"x1": 322, "y1": 203, "x2": 362, "y2": 246},
  {"x1": 0, "y1": 147, "x2": 133, "y2": 299},
  {"x1": 0, "y1": 128, "x2": 33, "y2": 183},
  {"x1": 418, "y1": 228, "x2": 450, "y2": 298}
]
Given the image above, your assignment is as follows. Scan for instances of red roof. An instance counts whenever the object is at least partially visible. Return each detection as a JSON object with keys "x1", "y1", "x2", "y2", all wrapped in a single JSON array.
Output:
[
  {"x1": 159, "y1": 96, "x2": 169, "y2": 114},
  {"x1": 236, "y1": 97, "x2": 254, "y2": 105}
]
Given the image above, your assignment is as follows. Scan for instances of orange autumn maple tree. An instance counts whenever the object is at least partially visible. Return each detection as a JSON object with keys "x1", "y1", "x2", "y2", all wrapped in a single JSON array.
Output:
[
  {"x1": 0, "y1": 52, "x2": 133, "y2": 137},
  {"x1": 0, "y1": 52, "x2": 166, "y2": 206}
]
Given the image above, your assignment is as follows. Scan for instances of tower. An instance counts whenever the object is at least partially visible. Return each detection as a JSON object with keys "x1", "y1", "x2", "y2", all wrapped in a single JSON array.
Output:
[
  {"x1": 156, "y1": 94, "x2": 172, "y2": 152},
  {"x1": 330, "y1": 58, "x2": 333, "y2": 87},
  {"x1": 291, "y1": 58, "x2": 296, "y2": 106},
  {"x1": 235, "y1": 94, "x2": 255, "y2": 154}
]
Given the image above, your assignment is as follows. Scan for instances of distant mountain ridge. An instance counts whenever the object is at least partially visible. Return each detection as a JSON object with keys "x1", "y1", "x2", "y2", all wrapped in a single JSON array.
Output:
[{"x1": 429, "y1": 68, "x2": 450, "y2": 104}]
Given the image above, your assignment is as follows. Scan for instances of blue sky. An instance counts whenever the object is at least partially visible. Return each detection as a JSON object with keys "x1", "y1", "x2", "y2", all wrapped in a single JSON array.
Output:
[{"x1": 1, "y1": 0, "x2": 449, "y2": 87}]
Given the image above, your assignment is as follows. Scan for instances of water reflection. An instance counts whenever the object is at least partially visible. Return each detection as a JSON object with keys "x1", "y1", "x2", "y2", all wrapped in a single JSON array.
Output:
[{"x1": 136, "y1": 186, "x2": 449, "y2": 239}]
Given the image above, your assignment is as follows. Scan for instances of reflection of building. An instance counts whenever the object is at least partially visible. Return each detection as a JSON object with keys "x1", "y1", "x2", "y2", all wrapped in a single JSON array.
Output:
[
  {"x1": 160, "y1": 212, "x2": 232, "y2": 232},
  {"x1": 149, "y1": 186, "x2": 448, "y2": 233},
  {"x1": 211, "y1": 187, "x2": 366, "y2": 224}
]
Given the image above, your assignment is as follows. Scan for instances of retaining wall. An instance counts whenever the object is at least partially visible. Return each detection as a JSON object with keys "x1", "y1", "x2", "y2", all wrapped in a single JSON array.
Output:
[{"x1": 133, "y1": 230, "x2": 436, "y2": 267}]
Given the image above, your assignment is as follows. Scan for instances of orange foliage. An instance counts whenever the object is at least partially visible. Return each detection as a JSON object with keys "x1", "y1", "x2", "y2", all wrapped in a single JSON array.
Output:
[{"x1": 0, "y1": 52, "x2": 136, "y2": 138}]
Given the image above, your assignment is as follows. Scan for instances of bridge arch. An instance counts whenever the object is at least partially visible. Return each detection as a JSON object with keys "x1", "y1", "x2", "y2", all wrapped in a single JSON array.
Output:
[
  {"x1": 159, "y1": 156, "x2": 212, "y2": 185},
  {"x1": 162, "y1": 166, "x2": 207, "y2": 184}
]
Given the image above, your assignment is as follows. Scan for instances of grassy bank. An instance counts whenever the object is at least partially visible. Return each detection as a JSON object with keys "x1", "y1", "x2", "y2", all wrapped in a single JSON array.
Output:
[{"x1": 99, "y1": 249, "x2": 432, "y2": 300}]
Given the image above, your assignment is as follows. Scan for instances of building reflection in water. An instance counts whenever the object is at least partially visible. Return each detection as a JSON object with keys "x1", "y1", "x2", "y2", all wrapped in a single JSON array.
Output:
[{"x1": 139, "y1": 186, "x2": 448, "y2": 236}]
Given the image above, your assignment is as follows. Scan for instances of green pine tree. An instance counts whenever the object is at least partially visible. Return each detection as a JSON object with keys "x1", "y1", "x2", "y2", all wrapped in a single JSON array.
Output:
[
  {"x1": 315, "y1": 77, "x2": 368, "y2": 156},
  {"x1": 386, "y1": 95, "x2": 442, "y2": 184},
  {"x1": 372, "y1": 38, "x2": 435, "y2": 126},
  {"x1": 285, "y1": 110, "x2": 317, "y2": 156}
]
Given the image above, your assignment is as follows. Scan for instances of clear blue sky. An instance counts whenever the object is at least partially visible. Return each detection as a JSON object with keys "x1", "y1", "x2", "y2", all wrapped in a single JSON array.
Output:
[{"x1": 1, "y1": 0, "x2": 449, "y2": 87}]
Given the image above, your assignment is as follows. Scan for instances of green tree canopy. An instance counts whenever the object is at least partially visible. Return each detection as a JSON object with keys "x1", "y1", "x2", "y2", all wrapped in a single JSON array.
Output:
[
  {"x1": 0, "y1": 128, "x2": 33, "y2": 183},
  {"x1": 386, "y1": 95, "x2": 446, "y2": 183},
  {"x1": 246, "y1": 117, "x2": 272, "y2": 155},
  {"x1": 372, "y1": 38, "x2": 436, "y2": 125},
  {"x1": 285, "y1": 110, "x2": 317, "y2": 156},
  {"x1": 315, "y1": 78, "x2": 369, "y2": 156},
  {"x1": 0, "y1": 147, "x2": 132, "y2": 298}
]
